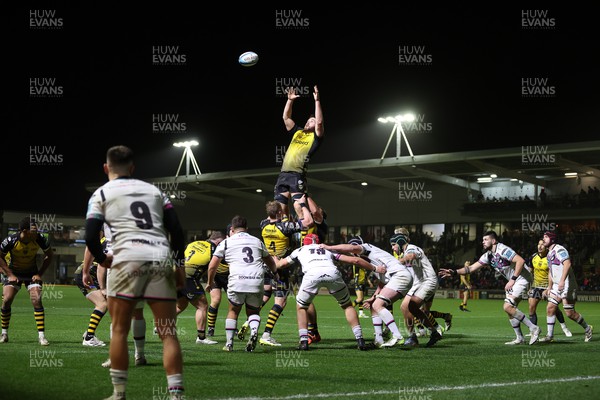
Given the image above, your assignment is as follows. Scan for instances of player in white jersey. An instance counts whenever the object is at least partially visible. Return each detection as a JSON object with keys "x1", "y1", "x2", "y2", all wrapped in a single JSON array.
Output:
[
  {"x1": 206, "y1": 215, "x2": 277, "y2": 352},
  {"x1": 440, "y1": 230, "x2": 541, "y2": 346},
  {"x1": 85, "y1": 145, "x2": 186, "y2": 400},
  {"x1": 541, "y1": 231, "x2": 593, "y2": 343},
  {"x1": 279, "y1": 234, "x2": 384, "y2": 350},
  {"x1": 322, "y1": 236, "x2": 410, "y2": 349},
  {"x1": 83, "y1": 224, "x2": 149, "y2": 367},
  {"x1": 390, "y1": 233, "x2": 443, "y2": 348}
]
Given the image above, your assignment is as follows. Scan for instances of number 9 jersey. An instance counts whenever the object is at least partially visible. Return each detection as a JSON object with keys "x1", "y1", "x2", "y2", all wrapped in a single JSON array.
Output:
[{"x1": 86, "y1": 178, "x2": 173, "y2": 265}]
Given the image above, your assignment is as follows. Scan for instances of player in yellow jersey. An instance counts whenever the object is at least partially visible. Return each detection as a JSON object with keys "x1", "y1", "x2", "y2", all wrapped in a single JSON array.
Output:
[
  {"x1": 459, "y1": 261, "x2": 472, "y2": 312},
  {"x1": 274, "y1": 85, "x2": 324, "y2": 227},
  {"x1": 352, "y1": 264, "x2": 372, "y2": 318},
  {"x1": 206, "y1": 225, "x2": 232, "y2": 338},
  {"x1": 177, "y1": 231, "x2": 225, "y2": 345},
  {"x1": 74, "y1": 236, "x2": 109, "y2": 347},
  {"x1": 526, "y1": 239, "x2": 571, "y2": 339},
  {"x1": 241, "y1": 201, "x2": 306, "y2": 346},
  {"x1": 0, "y1": 217, "x2": 53, "y2": 345}
]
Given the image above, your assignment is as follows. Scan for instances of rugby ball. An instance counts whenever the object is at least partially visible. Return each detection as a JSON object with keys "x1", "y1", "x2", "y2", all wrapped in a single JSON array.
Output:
[{"x1": 239, "y1": 51, "x2": 259, "y2": 67}]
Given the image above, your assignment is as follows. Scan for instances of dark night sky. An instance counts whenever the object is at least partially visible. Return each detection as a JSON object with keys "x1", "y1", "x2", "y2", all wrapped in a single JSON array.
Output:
[{"x1": 5, "y1": 6, "x2": 598, "y2": 216}]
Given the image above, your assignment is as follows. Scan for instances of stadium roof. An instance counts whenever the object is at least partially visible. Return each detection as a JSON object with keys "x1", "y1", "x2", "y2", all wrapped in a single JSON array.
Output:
[{"x1": 85, "y1": 140, "x2": 600, "y2": 205}]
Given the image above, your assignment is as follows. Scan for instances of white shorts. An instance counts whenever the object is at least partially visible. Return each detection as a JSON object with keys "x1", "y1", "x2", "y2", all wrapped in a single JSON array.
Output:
[
  {"x1": 106, "y1": 267, "x2": 145, "y2": 308},
  {"x1": 107, "y1": 260, "x2": 176, "y2": 302},
  {"x1": 506, "y1": 276, "x2": 529, "y2": 300},
  {"x1": 383, "y1": 270, "x2": 413, "y2": 296},
  {"x1": 550, "y1": 278, "x2": 576, "y2": 302},
  {"x1": 227, "y1": 289, "x2": 264, "y2": 309},
  {"x1": 296, "y1": 268, "x2": 350, "y2": 308},
  {"x1": 407, "y1": 276, "x2": 438, "y2": 302}
]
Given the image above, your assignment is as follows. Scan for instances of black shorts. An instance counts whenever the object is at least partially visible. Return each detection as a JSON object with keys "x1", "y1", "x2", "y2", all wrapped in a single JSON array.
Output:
[
  {"x1": 74, "y1": 272, "x2": 100, "y2": 297},
  {"x1": 274, "y1": 171, "x2": 307, "y2": 197},
  {"x1": 355, "y1": 283, "x2": 367, "y2": 292},
  {"x1": 264, "y1": 270, "x2": 274, "y2": 287},
  {"x1": 212, "y1": 272, "x2": 229, "y2": 291},
  {"x1": 273, "y1": 278, "x2": 293, "y2": 298},
  {"x1": 273, "y1": 266, "x2": 297, "y2": 297},
  {"x1": 528, "y1": 287, "x2": 546, "y2": 300},
  {"x1": 178, "y1": 276, "x2": 205, "y2": 300},
  {"x1": 1, "y1": 270, "x2": 43, "y2": 290}
]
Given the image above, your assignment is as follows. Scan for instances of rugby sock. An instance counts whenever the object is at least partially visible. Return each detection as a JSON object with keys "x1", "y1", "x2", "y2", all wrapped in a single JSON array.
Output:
[
  {"x1": 225, "y1": 319, "x2": 236, "y2": 344},
  {"x1": 248, "y1": 314, "x2": 261, "y2": 336},
  {"x1": 372, "y1": 315, "x2": 384, "y2": 342},
  {"x1": 425, "y1": 311, "x2": 439, "y2": 329},
  {"x1": 308, "y1": 322, "x2": 319, "y2": 336},
  {"x1": 85, "y1": 309, "x2": 105, "y2": 340},
  {"x1": 510, "y1": 318, "x2": 524, "y2": 340},
  {"x1": 1, "y1": 307, "x2": 11, "y2": 331},
  {"x1": 413, "y1": 317, "x2": 425, "y2": 330},
  {"x1": 378, "y1": 308, "x2": 403, "y2": 338},
  {"x1": 430, "y1": 310, "x2": 450, "y2": 320},
  {"x1": 207, "y1": 306, "x2": 218, "y2": 330},
  {"x1": 264, "y1": 304, "x2": 283, "y2": 334},
  {"x1": 34, "y1": 308, "x2": 45, "y2": 332},
  {"x1": 513, "y1": 308, "x2": 536, "y2": 329},
  {"x1": 555, "y1": 309, "x2": 565, "y2": 324},
  {"x1": 132, "y1": 319, "x2": 146, "y2": 358},
  {"x1": 546, "y1": 314, "x2": 556, "y2": 337},
  {"x1": 351, "y1": 325, "x2": 363, "y2": 340},
  {"x1": 197, "y1": 329, "x2": 206, "y2": 340},
  {"x1": 109, "y1": 369, "x2": 128, "y2": 400},
  {"x1": 529, "y1": 312, "x2": 538, "y2": 326},
  {"x1": 299, "y1": 328, "x2": 309, "y2": 342},
  {"x1": 167, "y1": 373, "x2": 184, "y2": 398},
  {"x1": 355, "y1": 300, "x2": 364, "y2": 311},
  {"x1": 576, "y1": 314, "x2": 589, "y2": 330}
]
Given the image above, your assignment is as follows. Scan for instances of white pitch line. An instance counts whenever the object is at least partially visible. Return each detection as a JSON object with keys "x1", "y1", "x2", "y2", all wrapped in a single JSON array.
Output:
[{"x1": 206, "y1": 375, "x2": 600, "y2": 400}]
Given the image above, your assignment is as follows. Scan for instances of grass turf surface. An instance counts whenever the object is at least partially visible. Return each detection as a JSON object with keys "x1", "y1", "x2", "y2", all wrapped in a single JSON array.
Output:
[{"x1": 0, "y1": 284, "x2": 598, "y2": 400}]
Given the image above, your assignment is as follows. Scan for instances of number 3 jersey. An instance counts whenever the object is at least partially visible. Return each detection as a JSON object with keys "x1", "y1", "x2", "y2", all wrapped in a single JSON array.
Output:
[
  {"x1": 213, "y1": 231, "x2": 270, "y2": 292},
  {"x1": 86, "y1": 177, "x2": 173, "y2": 264}
]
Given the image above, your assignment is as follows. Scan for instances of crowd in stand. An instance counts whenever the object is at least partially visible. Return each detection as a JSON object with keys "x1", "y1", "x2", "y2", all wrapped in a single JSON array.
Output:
[{"x1": 340, "y1": 226, "x2": 600, "y2": 293}]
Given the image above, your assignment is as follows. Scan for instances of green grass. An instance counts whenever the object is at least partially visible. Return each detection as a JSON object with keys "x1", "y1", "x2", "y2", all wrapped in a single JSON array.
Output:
[{"x1": 0, "y1": 284, "x2": 598, "y2": 400}]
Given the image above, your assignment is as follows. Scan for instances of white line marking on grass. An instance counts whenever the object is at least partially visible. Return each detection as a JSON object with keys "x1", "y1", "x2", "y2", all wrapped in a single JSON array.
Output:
[{"x1": 207, "y1": 376, "x2": 600, "y2": 400}]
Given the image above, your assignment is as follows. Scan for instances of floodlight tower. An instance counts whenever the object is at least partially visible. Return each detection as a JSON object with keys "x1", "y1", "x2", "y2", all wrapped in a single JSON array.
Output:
[
  {"x1": 173, "y1": 140, "x2": 201, "y2": 178},
  {"x1": 377, "y1": 114, "x2": 416, "y2": 161}
]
